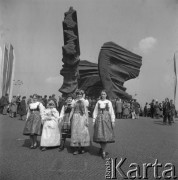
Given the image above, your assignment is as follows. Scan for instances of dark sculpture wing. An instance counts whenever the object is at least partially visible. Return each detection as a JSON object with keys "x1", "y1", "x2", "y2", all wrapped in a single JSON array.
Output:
[{"x1": 98, "y1": 42, "x2": 142, "y2": 100}]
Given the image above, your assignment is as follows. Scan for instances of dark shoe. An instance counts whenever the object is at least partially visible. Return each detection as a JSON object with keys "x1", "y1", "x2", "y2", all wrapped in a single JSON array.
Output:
[
  {"x1": 98, "y1": 148, "x2": 108, "y2": 156},
  {"x1": 80, "y1": 147, "x2": 85, "y2": 154},
  {"x1": 33, "y1": 143, "x2": 38, "y2": 149},
  {"x1": 81, "y1": 150, "x2": 85, "y2": 154},
  {"x1": 101, "y1": 152, "x2": 106, "y2": 160},
  {"x1": 98, "y1": 148, "x2": 103, "y2": 155},
  {"x1": 58, "y1": 146, "x2": 64, "y2": 152},
  {"x1": 41, "y1": 147, "x2": 46, "y2": 151},
  {"x1": 58, "y1": 139, "x2": 65, "y2": 151},
  {"x1": 30, "y1": 145, "x2": 34, "y2": 149}
]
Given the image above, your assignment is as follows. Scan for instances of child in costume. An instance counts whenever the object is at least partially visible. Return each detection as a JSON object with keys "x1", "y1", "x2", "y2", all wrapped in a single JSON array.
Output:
[
  {"x1": 58, "y1": 95, "x2": 73, "y2": 151},
  {"x1": 40, "y1": 99, "x2": 61, "y2": 151}
]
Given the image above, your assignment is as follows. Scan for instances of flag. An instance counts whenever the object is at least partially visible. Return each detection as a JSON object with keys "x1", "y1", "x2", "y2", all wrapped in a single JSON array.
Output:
[
  {"x1": 0, "y1": 46, "x2": 3, "y2": 97},
  {"x1": 174, "y1": 51, "x2": 178, "y2": 110},
  {"x1": 9, "y1": 45, "x2": 15, "y2": 101},
  {"x1": 2, "y1": 45, "x2": 9, "y2": 96}
]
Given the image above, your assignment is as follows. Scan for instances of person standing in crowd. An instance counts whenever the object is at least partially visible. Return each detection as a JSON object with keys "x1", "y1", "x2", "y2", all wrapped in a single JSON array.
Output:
[
  {"x1": 58, "y1": 94, "x2": 73, "y2": 151},
  {"x1": 40, "y1": 99, "x2": 61, "y2": 151},
  {"x1": 0, "y1": 94, "x2": 9, "y2": 115},
  {"x1": 84, "y1": 95, "x2": 89, "y2": 110},
  {"x1": 154, "y1": 100, "x2": 160, "y2": 119},
  {"x1": 16, "y1": 95, "x2": 21, "y2": 114},
  {"x1": 93, "y1": 90, "x2": 115, "y2": 159},
  {"x1": 170, "y1": 99, "x2": 175, "y2": 123},
  {"x1": 23, "y1": 94, "x2": 45, "y2": 149},
  {"x1": 163, "y1": 98, "x2": 171, "y2": 125},
  {"x1": 122, "y1": 101, "x2": 130, "y2": 119},
  {"x1": 9, "y1": 96, "x2": 17, "y2": 118},
  {"x1": 42, "y1": 95, "x2": 48, "y2": 108},
  {"x1": 69, "y1": 89, "x2": 90, "y2": 155},
  {"x1": 27, "y1": 95, "x2": 33, "y2": 106},
  {"x1": 19, "y1": 96, "x2": 27, "y2": 120},
  {"x1": 115, "y1": 98, "x2": 122, "y2": 119},
  {"x1": 159, "y1": 101, "x2": 164, "y2": 117},
  {"x1": 91, "y1": 97, "x2": 97, "y2": 115},
  {"x1": 144, "y1": 102, "x2": 148, "y2": 117},
  {"x1": 134, "y1": 99, "x2": 140, "y2": 119},
  {"x1": 38, "y1": 96, "x2": 44, "y2": 105},
  {"x1": 150, "y1": 99, "x2": 155, "y2": 118},
  {"x1": 51, "y1": 94, "x2": 57, "y2": 107},
  {"x1": 58, "y1": 96, "x2": 65, "y2": 113},
  {"x1": 131, "y1": 99, "x2": 136, "y2": 119}
]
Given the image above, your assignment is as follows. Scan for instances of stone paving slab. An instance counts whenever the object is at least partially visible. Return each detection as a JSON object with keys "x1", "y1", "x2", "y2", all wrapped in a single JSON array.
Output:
[{"x1": 0, "y1": 115, "x2": 178, "y2": 180}]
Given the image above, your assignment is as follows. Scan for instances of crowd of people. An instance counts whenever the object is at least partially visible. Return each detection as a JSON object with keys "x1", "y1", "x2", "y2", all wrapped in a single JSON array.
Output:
[{"x1": 0, "y1": 91, "x2": 177, "y2": 159}]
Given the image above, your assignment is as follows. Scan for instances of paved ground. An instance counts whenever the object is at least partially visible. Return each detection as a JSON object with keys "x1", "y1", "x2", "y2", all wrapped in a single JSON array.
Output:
[{"x1": 0, "y1": 114, "x2": 178, "y2": 180}]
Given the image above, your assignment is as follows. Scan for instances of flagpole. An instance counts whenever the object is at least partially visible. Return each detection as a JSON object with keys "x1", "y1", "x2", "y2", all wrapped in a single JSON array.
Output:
[{"x1": 9, "y1": 45, "x2": 15, "y2": 102}]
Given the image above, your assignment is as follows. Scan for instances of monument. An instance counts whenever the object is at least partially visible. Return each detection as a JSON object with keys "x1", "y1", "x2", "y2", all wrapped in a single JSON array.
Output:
[
  {"x1": 59, "y1": 7, "x2": 80, "y2": 97},
  {"x1": 59, "y1": 8, "x2": 142, "y2": 100}
]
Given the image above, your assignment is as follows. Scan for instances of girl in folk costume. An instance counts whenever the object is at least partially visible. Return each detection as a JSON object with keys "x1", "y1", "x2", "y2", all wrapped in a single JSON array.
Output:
[
  {"x1": 40, "y1": 99, "x2": 61, "y2": 151},
  {"x1": 93, "y1": 90, "x2": 115, "y2": 159},
  {"x1": 69, "y1": 89, "x2": 90, "y2": 155},
  {"x1": 23, "y1": 94, "x2": 45, "y2": 149},
  {"x1": 58, "y1": 95, "x2": 73, "y2": 151}
]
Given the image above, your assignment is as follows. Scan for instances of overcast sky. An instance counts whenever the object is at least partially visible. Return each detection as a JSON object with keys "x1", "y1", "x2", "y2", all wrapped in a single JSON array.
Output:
[{"x1": 0, "y1": 0, "x2": 178, "y2": 106}]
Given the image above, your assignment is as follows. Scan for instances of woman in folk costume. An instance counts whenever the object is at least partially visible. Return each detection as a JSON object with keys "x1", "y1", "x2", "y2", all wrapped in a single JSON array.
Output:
[
  {"x1": 69, "y1": 89, "x2": 90, "y2": 155},
  {"x1": 40, "y1": 99, "x2": 61, "y2": 151},
  {"x1": 93, "y1": 90, "x2": 115, "y2": 159},
  {"x1": 23, "y1": 94, "x2": 45, "y2": 149},
  {"x1": 58, "y1": 94, "x2": 73, "y2": 151}
]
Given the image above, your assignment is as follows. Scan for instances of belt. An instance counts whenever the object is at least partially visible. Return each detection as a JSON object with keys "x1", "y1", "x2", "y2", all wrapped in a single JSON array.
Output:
[
  {"x1": 99, "y1": 109, "x2": 108, "y2": 114},
  {"x1": 30, "y1": 110, "x2": 39, "y2": 113}
]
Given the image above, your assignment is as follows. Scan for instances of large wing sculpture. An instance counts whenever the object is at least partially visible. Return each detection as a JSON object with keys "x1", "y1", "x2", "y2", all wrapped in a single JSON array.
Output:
[
  {"x1": 78, "y1": 60, "x2": 103, "y2": 97},
  {"x1": 98, "y1": 42, "x2": 142, "y2": 99}
]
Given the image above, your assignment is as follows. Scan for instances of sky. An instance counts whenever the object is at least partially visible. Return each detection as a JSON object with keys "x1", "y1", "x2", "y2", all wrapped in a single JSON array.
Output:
[{"x1": 0, "y1": 0, "x2": 178, "y2": 107}]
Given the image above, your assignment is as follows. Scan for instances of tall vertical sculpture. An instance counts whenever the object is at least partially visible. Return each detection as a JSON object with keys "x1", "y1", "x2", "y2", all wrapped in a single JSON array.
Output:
[{"x1": 59, "y1": 7, "x2": 80, "y2": 96}]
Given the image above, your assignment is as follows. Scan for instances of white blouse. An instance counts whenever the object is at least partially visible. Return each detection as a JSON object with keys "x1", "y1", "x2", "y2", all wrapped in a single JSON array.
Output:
[
  {"x1": 26, "y1": 102, "x2": 45, "y2": 120},
  {"x1": 93, "y1": 99, "x2": 115, "y2": 123}
]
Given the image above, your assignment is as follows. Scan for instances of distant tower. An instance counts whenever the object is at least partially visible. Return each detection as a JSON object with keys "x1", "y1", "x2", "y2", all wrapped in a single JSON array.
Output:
[{"x1": 59, "y1": 7, "x2": 80, "y2": 97}]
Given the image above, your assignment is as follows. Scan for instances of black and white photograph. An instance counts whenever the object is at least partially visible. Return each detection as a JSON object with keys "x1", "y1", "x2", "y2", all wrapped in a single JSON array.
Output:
[{"x1": 0, "y1": 0, "x2": 178, "y2": 179}]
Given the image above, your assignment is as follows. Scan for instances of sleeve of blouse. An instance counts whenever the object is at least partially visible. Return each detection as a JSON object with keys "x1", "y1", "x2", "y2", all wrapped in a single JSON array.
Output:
[
  {"x1": 59, "y1": 105, "x2": 65, "y2": 119},
  {"x1": 84, "y1": 101, "x2": 89, "y2": 122},
  {"x1": 53, "y1": 109, "x2": 60, "y2": 122},
  {"x1": 85, "y1": 99, "x2": 89, "y2": 108},
  {"x1": 26, "y1": 107, "x2": 30, "y2": 121},
  {"x1": 109, "y1": 101, "x2": 115, "y2": 122},
  {"x1": 93, "y1": 101, "x2": 99, "y2": 123},
  {"x1": 39, "y1": 102, "x2": 45, "y2": 118}
]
